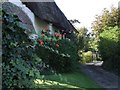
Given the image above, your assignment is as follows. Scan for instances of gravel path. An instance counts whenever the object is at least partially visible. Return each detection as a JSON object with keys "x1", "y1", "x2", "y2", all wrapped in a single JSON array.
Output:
[{"x1": 80, "y1": 64, "x2": 120, "y2": 90}]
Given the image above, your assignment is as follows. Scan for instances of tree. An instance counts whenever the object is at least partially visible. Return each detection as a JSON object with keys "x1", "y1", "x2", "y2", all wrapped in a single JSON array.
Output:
[
  {"x1": 76, "y1": 27, "x2": 89, "y2": 50},
  {"x1": 91, "y1": 6, "x2": 120, "y2": 75},
  {"x1": 92, "y1": 6, "x2": 118, "y2": 34}
]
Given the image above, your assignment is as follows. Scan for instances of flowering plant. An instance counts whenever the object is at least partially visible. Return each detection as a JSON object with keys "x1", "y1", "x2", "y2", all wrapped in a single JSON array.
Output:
[{"x1": 34, "y1": 27, "x2": 79, "y2": 72}]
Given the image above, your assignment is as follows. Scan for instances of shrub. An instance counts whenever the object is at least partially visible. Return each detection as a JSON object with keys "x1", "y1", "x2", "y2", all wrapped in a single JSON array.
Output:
[
  {"x1": 35, "y1": 44, "x2": 72, "y2": 73},
  {"x1": 35, "y1": 36, "x2": 79, "y2": 73},
  {"x1": 81, "y1": 51, "x2": 93, "y2": 63},
  {"x1": 99, "y1": 26, "x2": 120, "y2": 75},
  {"x1": 34, "y1": 24, "x2": 79, "y2": 73}
]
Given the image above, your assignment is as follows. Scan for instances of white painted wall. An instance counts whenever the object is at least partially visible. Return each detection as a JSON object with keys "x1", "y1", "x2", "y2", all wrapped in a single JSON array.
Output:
[{"x1": 8, "y1": 0, "x2": 59, "y2": 36}]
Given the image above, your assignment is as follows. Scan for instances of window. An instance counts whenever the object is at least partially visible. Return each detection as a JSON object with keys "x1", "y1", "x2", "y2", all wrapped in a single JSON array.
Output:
[{"x1": 48, "y1": 23, "x2": 54, "y2": 35}]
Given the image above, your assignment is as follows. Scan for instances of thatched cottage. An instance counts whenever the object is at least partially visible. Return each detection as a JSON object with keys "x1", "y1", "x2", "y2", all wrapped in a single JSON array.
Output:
[{"x1": 2, "y1": 0, "x2": 77, "y2": 39}]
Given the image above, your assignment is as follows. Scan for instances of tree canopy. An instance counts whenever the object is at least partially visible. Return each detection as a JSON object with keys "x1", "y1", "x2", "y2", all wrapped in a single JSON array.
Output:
[{"x1": 91, "y1": 6, "x2": 120, "y2": 75}]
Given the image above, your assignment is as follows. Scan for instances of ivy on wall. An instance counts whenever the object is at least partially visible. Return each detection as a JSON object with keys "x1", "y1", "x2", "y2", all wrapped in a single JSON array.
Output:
[{"x1": 2, "y1": 10, "x2": 43, "y2": 88}]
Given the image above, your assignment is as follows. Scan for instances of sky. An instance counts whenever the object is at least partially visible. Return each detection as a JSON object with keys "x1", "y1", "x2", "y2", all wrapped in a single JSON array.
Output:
[{"x1": 55, "y1": 0, "x2": 119, "y2": 31}]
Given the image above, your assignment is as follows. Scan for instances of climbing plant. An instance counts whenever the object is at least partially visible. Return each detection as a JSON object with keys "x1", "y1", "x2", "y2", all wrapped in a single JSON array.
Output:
[{"x1": 2, "y1": 10, "x2": 43, "y2": 88}]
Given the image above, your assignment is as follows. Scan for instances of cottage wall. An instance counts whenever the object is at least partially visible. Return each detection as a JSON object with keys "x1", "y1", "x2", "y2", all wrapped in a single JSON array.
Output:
[
  {"x1": 9, "y1": 0, "x2": 62, "y2": 36},
  {"x1": 34, "y1": 16, "x2": 60, "y2": 36}
]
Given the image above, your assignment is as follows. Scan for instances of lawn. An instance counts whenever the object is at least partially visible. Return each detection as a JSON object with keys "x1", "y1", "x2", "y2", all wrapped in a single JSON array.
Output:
[{"x1": 33, "y1": 71, "x2": 103, "y2": 90}]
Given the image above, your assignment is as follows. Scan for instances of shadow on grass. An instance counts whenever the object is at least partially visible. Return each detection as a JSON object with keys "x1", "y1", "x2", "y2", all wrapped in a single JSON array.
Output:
[{"x1": 33, "y1": 72, "x2": 103, "y2": 90}]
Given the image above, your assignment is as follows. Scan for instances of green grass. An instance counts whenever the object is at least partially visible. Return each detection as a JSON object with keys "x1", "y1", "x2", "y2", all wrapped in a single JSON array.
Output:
[{"x1": 33, "y1": 71, "x2": 103, "y2": 90}]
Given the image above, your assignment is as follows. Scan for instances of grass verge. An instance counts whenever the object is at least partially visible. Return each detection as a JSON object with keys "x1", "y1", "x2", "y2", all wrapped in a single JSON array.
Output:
[{"x1": 34, "y1": 71, "x2": 103, "y2": 90}]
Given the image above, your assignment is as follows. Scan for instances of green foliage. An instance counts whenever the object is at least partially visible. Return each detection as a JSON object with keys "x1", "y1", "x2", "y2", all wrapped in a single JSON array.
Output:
[
  {"x1": 35, "y1": 31, "x2": 79, "y2": 73},
  {"x1": 92, "y1": 7, "x2": 118, "y2": 34},
  {"x1": 91, "y1": 6, "x2": 120, "y2": 75},
  {"x1": 80, "y1": 51, "x2": 93, "y2": 63},
  {"x1": 2, "y1": 10, "x2": 43, "y2": 88},
  {"x1": 35, "y1": 44, "x2": 72, "y2": 73},
  {"x1": 99, "y1": 26, "x2": 120, "y2": 75},
  {"x1": 75, "y1": 27, "x2": 96, "y2": 63},
  {"x1": 54, "y1": 39, "x2": 79, "y2": 71},
  {"x1": 100, "y1": 26, "x2": 119, "y2": 42},
  {"x1": 91, "y1": 7, "x2": 119, "y2": 52},
  {"x1": 76, "y1": 27, "x2": 88, "y2": 50},
  {"x1": 2, "y1": 8, "x2": 80, "y2": 88},
  {"x1": 57, "y1": 39, "x2": 79, "y2": 62},
  {"x1": 88, "y1": 37, "x2": 99, "y2": 52}
]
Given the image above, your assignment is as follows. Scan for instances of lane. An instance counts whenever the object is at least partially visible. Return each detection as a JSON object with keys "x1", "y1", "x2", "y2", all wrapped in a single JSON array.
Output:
[{"x1": 79, "y1": 64, "x2": 120, "y2": 90}]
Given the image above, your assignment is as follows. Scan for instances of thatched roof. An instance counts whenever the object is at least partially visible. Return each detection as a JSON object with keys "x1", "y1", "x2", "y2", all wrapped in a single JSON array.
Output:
[
  {"x1": 2, "y1": 2, "x2": 34, "y2": 32},
  {"x1": 22, "y1": 2, "x2": 76, "y2": 33}
]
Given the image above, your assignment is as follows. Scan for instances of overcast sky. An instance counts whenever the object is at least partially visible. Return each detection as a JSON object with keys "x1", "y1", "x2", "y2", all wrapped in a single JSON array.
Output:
[{"x1": 55, "y1": 0, "x2": 119, "y2": 30}]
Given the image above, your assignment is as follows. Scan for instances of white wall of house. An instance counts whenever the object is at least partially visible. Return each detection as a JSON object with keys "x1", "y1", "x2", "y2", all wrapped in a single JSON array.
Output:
[
  {"x1": 9, "y1": 0, "x2": 59, "y2": 35},
  {"x1": 8, "y1": 0, "x2": 65, "y2": 42}
]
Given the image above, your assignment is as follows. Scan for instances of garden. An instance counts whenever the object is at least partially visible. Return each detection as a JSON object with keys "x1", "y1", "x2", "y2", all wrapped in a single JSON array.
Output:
[{"x1": 2, "y1": 9, "x2": 102, "y2": 89}]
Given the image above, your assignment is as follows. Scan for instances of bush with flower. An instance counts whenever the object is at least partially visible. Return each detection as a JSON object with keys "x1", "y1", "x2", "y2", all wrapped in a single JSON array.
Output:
[{"x1": 34, "y1": 25, "x2": 79, "y2": 73}]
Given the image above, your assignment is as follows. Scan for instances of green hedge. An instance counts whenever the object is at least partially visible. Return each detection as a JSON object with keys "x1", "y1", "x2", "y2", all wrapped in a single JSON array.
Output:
[
  {"x1": 81, "y1": 51, "x2": 93, "y2": 63},
  {"x1": 35, "y1": 45, "x2": 72, "y2": 73},
  {"x1": 99, "y1": 26, "x2": 120, "y2": 75}
]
